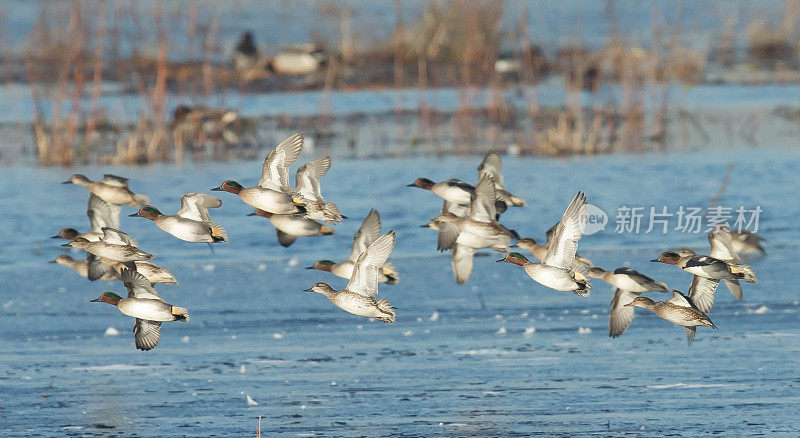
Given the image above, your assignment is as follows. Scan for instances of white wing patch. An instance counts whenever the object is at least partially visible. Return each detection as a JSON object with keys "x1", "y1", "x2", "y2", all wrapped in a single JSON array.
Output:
[{"x1": 346, "y1": 231, "x2": 396, "y2": 297}]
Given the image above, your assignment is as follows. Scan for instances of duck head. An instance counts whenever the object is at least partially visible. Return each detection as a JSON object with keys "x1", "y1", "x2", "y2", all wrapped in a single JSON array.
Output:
[
  {"x1": 496, "y1": 252, "x2": 529, "y2": 266},
  {"x1": 52, "y1": 227, "x2": 79, "y2": 240},
  {"x1": 130, "y1": 205, "x2": 163, "y2": 220},
  {"x1": 650, "y1": 251, "x2": 681, "y2": 265},
  {"x1": 586, "y1": 267, "x2": 608, "y2": 278},
  {"x1": 303, "y1": 282, "x2": 335, "y2": 295},
  {"x1": 63, "y1": 174, "x2": 91, "y2": 185},
  {"x1": 90, "y1": 291, "x2": 122, "y2": 305},
  {"x1": 51, "y1": 255, "x2": 75, "y2": 265},
  {"x1": 307, "y1": 260, "x2": 335, "y2": 271},
  {"x1": 624, "y1": 296, "x2": 655, "y2": 309},
  {"x1": 407, "y1": 178, "x2": 435, "y2": 190},
  {"x1": 212, "y1": 180, "x2": 244, "y2": 194},
  {"x1": 63, "y1": 237, "x2": 90, "y2": 249}
]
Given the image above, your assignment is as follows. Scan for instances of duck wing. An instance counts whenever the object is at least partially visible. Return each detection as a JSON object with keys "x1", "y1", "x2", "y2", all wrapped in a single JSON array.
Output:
[
  {"x1": 276, "y1": 229, "x2": 298, "y2": 247},
  {"x1": 101, "y1": 174, "x2": 130, "y2": 187},
  {"x1": 86, "y1": 254, "x2": 117, "y2": 281},
  {"x1": 688, "y1": 276, "x2": 720, "y2": 313},
  {"x1": 614, "y1": 267, "x2": 668, "y2": 292},
  {"x1": 451, "y1": 244, "x2": 475, "y2": 285},
  {"x1": 437, "y1": 223, "x2": 460, "y2": 251},
  {"x1": 609, "y1": 289, "x2": 637, "y2": 338},
  {"x1": 120, "y1": 264, "x2": 163, "y2": 301},
  {"x1": 346, "y1": 231, "x2": 396, "y2": 297},
  {"x1": 133, "y1": 319, "x2": 162, "y2": 351},
  {"x1": 684, "y1": 326, "x2": 697, "y2": 344},
  {"x1": 87, "y1": 194, "x2": 121, "y2": 232},
  {"x1": 467, "y1": 175, "x2": 497, "y2": 223},
  {"x1": 477, "y1": 152, "x2": 504, "y2": 187},
  {"x1": 543, "y1": 191, "x2": 587, "y2": 269},
  {"x1": 258, "y1": 132, "x2": 303, "y2": 192},
  {"x1": 176, "y1": 193, "x2": 222, "y2": 222},
  {"x1": 440, "y1": 200, "x2": 469, "y2": 217},
  {"x1": 294, "y1": 156, "x2": 331, "y2": 201},
  {"x1": 100, "y1": 227, "x2": 138, "y2": 247},
  {"x1": 347, "y1": 209, "x2": 381, "y2": 262},
  {"x1": 708, "y1": 227, "x2": 741, "y2": 263}
]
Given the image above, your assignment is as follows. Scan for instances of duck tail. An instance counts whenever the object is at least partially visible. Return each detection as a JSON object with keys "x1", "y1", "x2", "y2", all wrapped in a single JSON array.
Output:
[
  {"x1": 729, "y1": 263, "x2": 757, "y2": 283},
  {"x1": 571, "y1": 270, "x2": 591, "y2": 297},
  {"x1": 171, "y1": 306, "x2": 190, "y2": 322},
  {"x1": 208, "y1": 220, "x2": 229, "y2": 242},
  {"x1": 381, "y1": 262, "x2": 400, "y2": 284},
  {"x1": 130, "y1": 193, "x2": 151, "y2": 208},
  {"x1": 374, "y1": 298, "x2": 396, "y2": 323},
  {"x1": 655, "y1": 281, "x2": 669, "y2": 293},
  {"x1": 510, "y1": 195, "x2": 526, "y2": 207}
]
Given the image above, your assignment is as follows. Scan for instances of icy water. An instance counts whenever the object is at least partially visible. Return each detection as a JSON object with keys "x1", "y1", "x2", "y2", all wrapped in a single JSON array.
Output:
[{"x1": 1, "y1": 146, "x2": 798, "y2": 436}]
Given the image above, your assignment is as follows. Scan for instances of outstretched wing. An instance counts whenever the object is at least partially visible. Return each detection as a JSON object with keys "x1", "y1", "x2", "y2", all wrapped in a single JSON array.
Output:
[
  {"x1": 477, "y1": 152, "x2": 504, "y2": 187},
  {"x1": 346, "y1": 231, "x2": 396, "y2": 297},
  {"x1": 543, "y1": 192, "x2": 587, "y2": 269},
  {"x1": 176, "y1": 193, "x2": 222, "y2": 223},
  {"x1": 258, "y1": 133, "x2": 304, "y2": 192},
  {"x1": 467, "y1": 175, "x2": 497, "y2": 223},
  {"x1": 87, "y1": 194, "x2": 121, "y2": 232},
  {"x1": 451, "y1": 244, "x2": 475, "y2": 285},
  {"x1": 609, "y1": 289, "x2": 637, "y2": 338},
  {"x1": 100, "y1": 227, "x2": 137, "y2": 246},
  {"x1": 120, "y1": 264, "x2": 162, "y2": 301},
  {"x1": 687, "y1": 276, "x2": 720, "y2": 313},
  {"x1": 708, "y1": 227, "x2": 741, "y2": 263},
  {"x1": 133, "y1": 319, "x2": 162, "y2": 351},
  {"x1": 294, "y1": 156, "x2": 331, "y2": 201},
  {"x1": 101, "y1": 174, "x2": 129, "y2": 187},
  {"x1": 347, "y1": 209, "x2": 381, "y2": 262},
  {"x1": 441, "y1": 200, "x2": 469, "y2": 217}
]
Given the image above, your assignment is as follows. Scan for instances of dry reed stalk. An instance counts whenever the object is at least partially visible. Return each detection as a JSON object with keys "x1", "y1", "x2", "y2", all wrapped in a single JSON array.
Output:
[
  {"x1": 202, "y1": 11, "x2": 220, "y2": 98},
  {"x1": 86, "y1": 0, "x2": 107, "y2": 162}
]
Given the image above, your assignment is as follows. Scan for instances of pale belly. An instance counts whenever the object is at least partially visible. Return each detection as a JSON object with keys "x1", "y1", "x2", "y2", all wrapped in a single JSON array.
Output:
[
  {"x1": 331, "y1": 293, "x2": 381, "y2": 319},
  {"x1": 270, "y1": 215, "x2": 320, "y2": 236},
  {"x1": 432, "y1": 185, "x2": 471, "y2": 204},
  {"x1": 331, "y1": 262, "x2": 355, "y2": 280},
  {"x1": 90, "y1": 184, "x2": 134, "y2": 205},
  {"x1": 118, "y1": 299, "x2": 175, "y2": 321},
  {"x1": 610, "y1": 275, "x2": 650, "y2": 293},
  {"x1": 156, "y1": 216, "x2": 212, "y2": 242},
  {"x1": 526, "y1": 264, "x2": 577, "y2": 291},
  {"x1": 239, "y1": 187, "x2": 296, "y2": 214}
]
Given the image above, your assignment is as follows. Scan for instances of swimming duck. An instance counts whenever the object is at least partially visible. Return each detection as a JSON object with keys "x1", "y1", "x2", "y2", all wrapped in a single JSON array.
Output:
[
  {"x1": 433, "y1": 176, "x2": 516, "y2": 285},
  {"x1": 625, "y1": 290, "x2": 716, "y2": 343},
  {"x1": 233, "y1": 31, "x2": 259, "y2": 72},
  {"x1": 293, "y1": 156, "x2": 342, "y2": 223},
  {"x1": 513, "y1": 237, "x2": 593, "y2": 269},
  {"x1": 249, "y1": 208, "x2": 334, "y2": 247},
  {"x1": 268, "y1": 44, "x2": 326, "y2": 75},
  {"x1": 498, "y1": 191, "x2": 590, "y2": 295},
  {"x1": 304, "y1": 231, "x2": 397, "y2": 323},
  {"x1": 63, "y1": 174, "x2": 150, "y2": 207},
  {"x1": 212, "y1": 133, "x2": 306, "y2": 215},
  {"x1": 307, "y1": 209, "x2": 398, "y2": 284},
  {"x1": 52, "y1": 194, "x2": 122, "y2": 243},
  {"x1": 477, "y1": 152, "x2": 526, "y2": 207},
  {"x1": 90, "y1": 265, "x2": 188, "y2": 351},
  {"x1": 586, "y1": 266, "x2": 669, "y2": 337},
  {"x1": 64, "y1": 228, "x2": 152, "y2": 262},
  {"x1": 130, "y1": 193, "x2": 228, "y2": 244},
  {"x1": 729, "y1": 229, "x2": 766, "y2": 255}
]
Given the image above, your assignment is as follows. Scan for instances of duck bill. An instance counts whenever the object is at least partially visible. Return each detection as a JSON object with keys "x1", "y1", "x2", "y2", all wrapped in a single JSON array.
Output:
[
  {"x1": 61, "y1": 242, "x2": 72, "y2": 247},
  {"x1": 129, "y1": 212, "x2": 141, "y2": 217},
  {"x1": 50, "y1": 234, "x2": 62, "y2": 239},
  {"x1": 496, "y1": 259, "x2": 506, "y2": 263},
  {"x1": 210, "y1": 186, "x2": 223, "y2": 191},
  {"x1": 246, "y1": 212, "x2": 257, "y2": 216},
  {"x1": 48, "y1": 260, "x2": 57, "y2": 263},
  {"x1": 89, "y1": 297, "x2": 101, "y2": 302},
  {"x1": 302, "y1": 287, "x2": 313, "y2": 292},
  {"x1": 406, "y1": 183, "x2": 417, "y2": 187},
  {"x1": 61, "y1": 180, "x2": 72, "y2": 184},
  {"x1": 305, "y1": 266, "x2": 316, "y2": 270},
  {"x1": 649, "y1": 259, "x2": 660, "y2": 263},
  {"x1": 419, "y1": 224, "x2": 429, "y2": 228}
]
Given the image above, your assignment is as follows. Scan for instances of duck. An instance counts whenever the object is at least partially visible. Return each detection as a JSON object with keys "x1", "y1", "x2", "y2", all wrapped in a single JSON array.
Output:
[
  {"x1": 52, "y1": 194, "x2": 122, "y2": 242},
  {"x1": 307, "y1": 209, "x2": 398, "y2": 284},
  {"x1": 268, "y1": 44, "x2": 326, "y2": 75},
  {"x1": 87, "y1": 258, "x2": 178, "y2": 285},
  {"x1": 233, "y1": 31, "x2": 259, "y2": 72},
  {"x1": 63, "y1": 174, "x2": 150, "y2": 207},
  {"x1": 705, "y1": 226, "x2": 758, "y2": 300},
  {"x1": 586, "y1": 266, "x2": 669, "y2": 337},
  {"x1": 212, "y1": 133, "x2": 306, "y2": 215},
  {"x1": 432, "y1": 176, "x2": 516, "y2": 285},
  {"x1": 729, "y1": 229, "x2": 766, "y2": 255},
  {"x1": 625, "y1": 290, "x2": 717, "y2": 343},
  {"x1": 651, "y1": 251, "x2": 756, "y2": 285},
  {"x1": 63, "y1": 227, "x2": 152, "y2": 262},
  {"x1": 50, "y1": 254, "x2": 116, "y2": 280},
  {"x1": 497, "y1": 191, "x2": 590, "y2": 296},
  {"x1": 304, "y1": 231, "x2": 397, "y2": 323},
  {"x1": 407, "y1": 177, "x2": 474, "y2": 205},
  {"x1": 477, "y1": 152, "x2": 526, "y2": 207},
  {"x1": 90, "y1": 265, "x2": 188, "y2": 351},
  {"x1": 293, "y1": 156, "x2": 343, "y2": 223},
  {"x1": 130, "y1": 193, "x2": 228, "y2": 244},
  {"x1": 513, "y1": 237, "x2": 592, "y2": 269},
  {"x1": 249, "y1": 208, "x2": 334, "y2": 247}
]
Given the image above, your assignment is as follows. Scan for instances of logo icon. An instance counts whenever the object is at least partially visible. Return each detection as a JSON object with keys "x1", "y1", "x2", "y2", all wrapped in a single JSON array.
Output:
[{"x1": 581, "y1": 203, "x2": 608, "y2": 235}]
